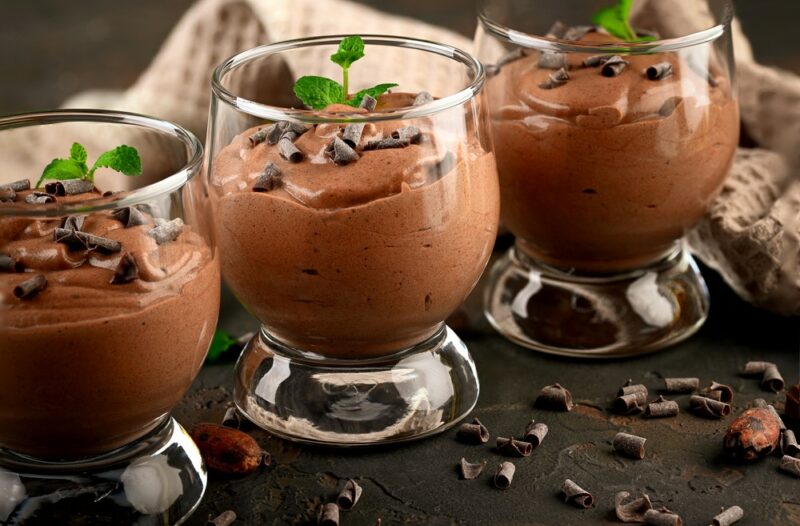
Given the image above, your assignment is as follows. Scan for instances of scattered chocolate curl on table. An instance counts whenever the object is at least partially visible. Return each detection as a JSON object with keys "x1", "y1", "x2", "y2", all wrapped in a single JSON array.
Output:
[{"x1": 615, "y1": 491, "x2": 653, "y2": 523}]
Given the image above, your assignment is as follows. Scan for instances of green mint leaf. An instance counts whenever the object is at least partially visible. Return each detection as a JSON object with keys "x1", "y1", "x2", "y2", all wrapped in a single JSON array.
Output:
[
  {"x1": 70, "y1": 142, "x2": 88, "y2": 164},
  {"x1": 206, "y1": 330, "x2": 239, "y2": 363},
  {"x1": 593, "y1": 0, "x2": 654, "y2": 41},
  {"x1": 294, "y1": 75, "x2": 345, "y2": 110},
  {"x1": 89, "y1": 145, "x2": 142, "y2": 180},
  {"x1": 345, "y1": 83, "x2": 399, "y2": 107},
  {"x1": 35, "y1": 158, "x2": 87, "y2": 188},
  {"x1": 330, "y1": 36, "x2": 365, "y2": 70}
]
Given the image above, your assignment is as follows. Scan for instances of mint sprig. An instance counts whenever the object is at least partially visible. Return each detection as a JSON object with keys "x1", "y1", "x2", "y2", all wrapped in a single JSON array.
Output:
[
  {"x1": 593, "y1": 0, "x2": 656, "y2": 42},
  {"x1": 35, "y1": 142, "x2": 142, "y2": 188},
  {"x1": 206, "y1": 329, "x2": 239, "y2": 362},
  {"x1": 293, "y1": 36, "x2": 398, "y2": 110}
]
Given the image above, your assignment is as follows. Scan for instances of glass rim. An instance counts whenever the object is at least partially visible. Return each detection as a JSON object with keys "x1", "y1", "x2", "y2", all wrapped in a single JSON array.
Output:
[
  {"x1": 0, "y1": 109, "x2": 203, "y2": 218},
  {"x1": 477, "y1": 0, "x2": 735, "y2": 54},
  {"x1": 211, "y1": 34, "x2": 486, "y2": 124}
]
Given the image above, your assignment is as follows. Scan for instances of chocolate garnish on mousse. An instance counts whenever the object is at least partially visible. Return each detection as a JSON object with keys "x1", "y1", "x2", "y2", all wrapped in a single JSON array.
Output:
[
  {"x1": 45, "y1": 178, "x2": 94, "y2": 196},
  {"x1": 342, "y1": 123, "x2": 365, "y2": 148},
  {"x1": 413, "y1": 91, "x2": 433, "y2": 106},
  {"x1": 111, "y1": 253, "x2": 140, "y2": 284},
  {"x1": 329, "y1": 137, "x2": 359, "y2": 165},
  {"x1": 539, "y1": 67, "x2": 570, "y2": 90},
  {"x1": 253, "y1": 161, "x2": 283, "y2": 192},
  {"x1": 14, "y1": 274, "x2": 47, "y2": 300},
  {"x1": 0, "y1": 188, "x2": 16, "y2": 202},
  {"x1": 646, "y1": 62, "x2": 674, "y2": 81},
  {"x1": 360, "y1": 94, "x2": 378, "y2": 111},
  {"x1": 601, "y1": 56, "x2": 629, "y2": 77},
  {"x1": 1, "y1": 179, "x2": 32, "y2": 192},
  {"x1": 25, "y1": 192, "x2": 55, "y2": 204},
  {"x1": 61, "y1": 214, "x2": 87, "y2": 231},
  {"x1": 111, "y1": 206, "x2": 148, "y2": 228},
  {"x1": 0, "y1": 253, "x2": 24, "y2": 273},
  {"x1": 54, "y1": 227, "x2": 122, "y2": 253},
  {"x1": 148, "y1": 218, "x2": 184, "y2": 245}
]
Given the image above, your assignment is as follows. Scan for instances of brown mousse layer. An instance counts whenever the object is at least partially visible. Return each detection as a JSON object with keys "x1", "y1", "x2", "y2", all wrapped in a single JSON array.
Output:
[
  {"x1": 212, "y1": 93, "x2": 499, "y2": 357},
  {"x1": 489, "y1": 31, "x2": 739, "y2": 272},
  {"x1": 0, "y1": 189, "x2": 219, "y2": 459}
]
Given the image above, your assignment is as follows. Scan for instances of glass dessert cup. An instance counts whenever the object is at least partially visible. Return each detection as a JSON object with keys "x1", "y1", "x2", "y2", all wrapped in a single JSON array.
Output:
[
  {"x1": 476, "y1": 0, "x2": 739, "y2": 358},
  {"x1": 207, "y1": 36, "x2": 499, "y2": 445},
  {"x1": 0, "y1": 110, "x2": 219, "y2": 524}
]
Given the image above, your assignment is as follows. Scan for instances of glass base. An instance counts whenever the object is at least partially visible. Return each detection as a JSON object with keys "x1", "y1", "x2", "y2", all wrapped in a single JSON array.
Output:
[
  {"x1": 484, "y1": 244, "x2": 710, "y2": 358},
  {"x1": 234, "y1": 325, "x2": 479, "y2": 446},
  {"x1": 0, "y1": 417, "x2": 206, "y2": 525}
]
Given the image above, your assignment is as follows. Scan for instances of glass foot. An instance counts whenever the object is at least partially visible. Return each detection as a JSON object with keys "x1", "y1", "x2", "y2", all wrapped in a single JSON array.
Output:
[
  {"x1": 484, "y1": 244, "x2": 710, "y2": 358},
  {"x1": 0, "y1": 417, "x2": 206, "y2": 525},
  {"x1": 234, "y1": 325, "x2": 479, "y2": 446}
]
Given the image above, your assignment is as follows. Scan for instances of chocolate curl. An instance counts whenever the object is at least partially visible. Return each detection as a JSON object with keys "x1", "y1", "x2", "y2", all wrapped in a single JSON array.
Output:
[
  {"x1": 689, "y1": 395, "x2": 731, "y2": 418},
  {"x1": 563, "y1": 25, "x2": 595, "y2": 41},
  {"x1": 646, "y1": 62, "x2": 674, "y2": 81},
  {"x1": 54, "y1": 228, "x2": 122, "y2": 253},
  {"x1": 253, "y1": 162, "x2": 283, "y2": 192},
  {"x1": 331, "y1": 137, "x2": 359, "y2": 165},
  {"x1": 602, "y1": 56, "x2": 629, "y2": 77},
  {"x1": 644, "y1": 396, "x2": 679, "y2": 418},
  {"x1": 342, "y1": 123, "x2": 365, "y2": 148},
  {"x1": 336, "y1": 479, "x2": 362, "y2": 511},
  {"x1": 712, "y1": 506, "x2": 743, "y2": 526},
  {"x1": 148, "y1": 218, "x2": 184, "y2": 245},
  {"x1": 784, "y1": 429, "x2": 800, "y2": 457},
  {"x1": 360, "y1": 94, "x2": 377, "y2": 112},
  {"x1": 413, "y1": 91, "x2": 433, "y2": 106},
  {"x1": 522, "y1": 421, "x2": 548, "y2": 448},
  {"x1": 613, "y1": 432, "x2": 646, "y2": 459},
  {"x1": 742, "y1": 361, "x2": 775, "y2": 376},
  {"x1": 25, "y1": 192, "x2": 56, "y2": 204},
  {"x1": 391, "y1": 126, "x2": 422, "y2": 145},
  {"x1": 614, "y1": 392, "x2": 647, "y2": 415},
  {"x1": 363, "y1": 138, "x2": 406, "y2": 151},
  {"x1": 496, "y1": 437, "x2": 533, "y2": 457},
  {"x1": 0, "y1": 187, "x2": 16, "y2": 202},
  {"x1": 780, "y1": 455, "x2": 800, "y2": 477},
  {"x1": 615, "y1": 491, "x2": 653, "y2": 523},
  {"x1": 266, "y1": 122, "x2": 289, "y2": 145},
  {"x1": 539, "y1": 67, "x2": 570, "y2": 90},
  {"x1": 761, "y1": 364, "x2": 785, "y2": 392},
  {"x1": 13, "y1": 274, "x2": 47, "y2": 299},
  {"x1": 456, "y1": 418, "x2": 489, "y2": 444},
  {"x1": 662, "y1": 377, "x2": 699, "y2": 393},
  {"x1": 535, "y1": 383, "x2": 574, "y2": 411},
  {"x1": 318, "y1": 503, "x2": 339, "y2": 526},
  {"x1": 723, "y1": 407, "x2": 781, "y2": 461},
  {"x1": 248, "y1": 127, "x2": 269, "y2": 146},
  {"x1": 643, "y1": 508, "x2": 682, "y2": 526},
  {"x1": 545, "y1": 21, "x2": 568, "y2": 39},
  {"x1": 61, "y1": 215, "x2": 87, "y2": 231},
  {"x1": 0, "y1": 253, "x2": 24, "y2": 273},
  {"x1": 538, "y1": 52, "x2": 566, "y2": 70},
  {"x1": 111, "y1": 207, "x2": 147, "y2": 228},
  {"x1": 278, "y1": 137, "x2": 304, "y2": 163},
  {"x1": 0, "y1": 179, "x2": 31, "y2": 192},
  {"x1": 459, "y1": 458, "x2": 486, "y2": 480},
  {"x1": 703, "y1": 381, "x2": 734, "y2": 404},
  {"x1": 583, "y1": 55, "x2": 612, "y2": 68},
  {"x1": 618, "y1": 382, "x2": 648, "y2": 397},
  {"x1": 493, "y1": 462, "x2": 515, "y2": 489},
  {"x1": 561, "y1": 479, "x2": 593, "y2": 509},
  {"x1": 221, "y1": 406, "x2": 242, "y2": 429},
  {"x1": 110, "y1": 253, "x2": 139, "y2": 284},
  {"x1": 207, "y1": 510, "x2": 237, "y2": 526},
  {"x1": 44, "y1": 178, "x2": 93, "y2": 196}
]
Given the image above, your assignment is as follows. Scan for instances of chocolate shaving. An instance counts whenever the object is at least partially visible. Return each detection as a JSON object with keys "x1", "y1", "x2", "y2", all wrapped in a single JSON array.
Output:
[
  {"x1": 783, "y1": 429, "x2": 799, "y2": 456},
  {"x1": 110, "y1": 253, "x2": 139, "y2": 284},
  {"x1": 331, "y1": 137, "x2": 359, "y2": 165},
  {"x1": 539, "y1": 67, "x2": 570, "y2": 90},
  {"x1": 25, "y1": 192, "x2": 55, "y2": 204},
  {"x1": 248, "y1": 127, "x2": 269, "y2": 146},
  {"x1": 459, "y1": 458, "x2": 486, "y2": 480},
  {"x1": 538, "y1": 52, "x2": 566, "y2": 70},
  {"x1": 496, "y1": 437, "x2": 533, "y2": 457},
  {"x1": 522, "y1": 420, "x2": 548, "y2": 448},
  {"x1": 643, "y1": 396, "x2": 679, "y2": 418},
  {"x1": 363, "y1": 138, "x2": 406, "y2": 151},
  {"x1": 285, "y1": 122, "x2": 309, "y2": 136},
  {"x1": 0, "y1": 253, "x2": 24, "y2": 273},
  {"x1": 456, "y1": 418, "x2": 490, "y2": 444},
  {"x1": 615, "y1": 491, "x2": 653, "y2": 523},
  {"x1": 602, "y1": 56, "x2": 629, "y2": 77},
  {"x1": 360, "y1": 94, "x2": 378, "y2": 111},
  {"x1": 702, "y1": 381, "x2": 734, "y2": 404},
  {"x1": 45, "y1": 178, "x2": 93, "y2": 196},
  {"x1": 222, "y1": 406, "x2": 242, "y2": 429},
  {"x1": 494, "y1": 462, "x2": 515, "y2": 489},
  {"x1": 535, "y1": 383, "x2": 573, "y2": 411},
  {"x1": 342, "y1": 123, "x2": 365, "y2": 148},
  {"x1": 761, "y1": 364, "x2": 785, "y2": 392},
  {"x1": 266, "y1": 122, "x2": 289, "y2": 145},
  {"x1": 613, "y1": 432, "x2": 646, "y2": 459},
  {"x1": 643, "y1": 508, "x2": 682, "y2": 526},
  {"x1": 562, "y1": 479, "x2": 593, "y2": 509},
  {"x1": 646, "y1": 62, "x2": 673, "y2": 81},
  {"x1": 689, "y1": 395, "x2": 731, "y2": 418},
  {"x1": 336, "y1": 479, "x2": 362, "y2": 511},
  {"x1": 111, "y1": 207, "x2": 147, "y2": 228},
  {"x1": 413, "y1": 91, "x2": 433, "y2": 106},
  {"x1": 663, "y1": 377, "x2": 699, "y2": 393},
  {"x1": 54, "y1": 228, "x2": 122, "y2": 253},
  {"x1": 712, "y1": 506, "x2": 743, "y2": 526},
  {"x1": 563, "y1": 25, "x2": 595, "y2": 41},
  {"x1": 391, "y1": 126, "x2": 422, "y2": 145},
  {"x1": 207, "y1": 510, "x2": 237, "y2": 526},
  {"x1": 742, "y1": 361, "x2": 775, "y2": 376},
  {"x1": 253, "y1": 162, "x2": 283, "y2": 192},
  {"x1": 61, "y1": 215, "x2": 87, "y2": 231},
  {"x1": 0, "y1": 188, "x2": 16, "y2": 202},
  {"x1": 545, "y1": 21, "x2": 568, "y2": 39},
  {"x1": 148, "y1": 218, "x2": 184, "y2": 245},
  {"x1": 618, "y1": 382, "x2": 648, "y2": 397},
  {"x1": 318, "y1": 503, "x2": 339, "y2": 526},
  {"x1": 278, "y1": 137, "x2": 304, "y2": 162},
  {"x1": 1, "y1": 179, "x2": 31, "y2": 192},
  {"x1": 583, "y1": 55, "x2": 612, "y2": 68},
  {"x1": 780, "y1": 454, "x2": 800, "y2": 477},
  {"x1": 14, "y1": 274, "x2": 47, "y2": 299},
  {"x1": 614, "y1": 392, "x2": 646, "y2": 415}
]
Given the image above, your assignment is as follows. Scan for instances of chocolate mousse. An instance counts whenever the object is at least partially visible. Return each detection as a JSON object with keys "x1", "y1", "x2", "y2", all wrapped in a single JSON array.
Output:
[
  {"x1": 488, "y1": 30, "x2": 739, "y2": 272},
  {"x1": 0, "y1": 183, "x2": 219, "y2": 459},
  {"x1": 211, "y1": 93, "x2": 499, "y2": 357}
]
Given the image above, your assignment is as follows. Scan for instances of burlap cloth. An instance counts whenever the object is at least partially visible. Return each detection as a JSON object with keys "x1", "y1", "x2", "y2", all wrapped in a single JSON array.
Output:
[{"x1": 12, "y1": 0, "x2": 800, "y2": 315}]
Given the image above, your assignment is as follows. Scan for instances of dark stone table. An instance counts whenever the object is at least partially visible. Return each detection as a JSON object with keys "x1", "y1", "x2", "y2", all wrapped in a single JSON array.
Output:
[{"x1": 178, "y1": 256, "x2": 799, "y2": 526}]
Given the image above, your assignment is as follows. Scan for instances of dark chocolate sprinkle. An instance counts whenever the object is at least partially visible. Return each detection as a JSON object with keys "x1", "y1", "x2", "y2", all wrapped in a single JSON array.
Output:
[
  {"x1": 336, "y1": 479, "x2": 362, "y2": 510},
  {"x1": 494, "y1": 462, "x2": 515, "y2": 489},
  {"x1": 663, "y1": 377, "x2": 699, "y2": 393},
  {"x1": 456, "y1": 417, "x2": 489, "y2": 444},
  {"x1": 266, "y1": 122, "x2": 289, "y2": 145},
  {"x1": 563, "y1": 25, "x2": 596, "y2": 41},
  {"x1": 613, "y1": 432, "x2": 646, "y2": 459},
  {"x1": 413, "y1": 91, "x2": 433, "y2": 106},
  {"x1": 285, "y1": 122, "x2": 309, "y2": 136},
  {"x1": 318, "y1": 503, "x2": 339, "y2": 526},
  {"x1": 391, "y1": 126, "x2": 422, "y2": 145},
  {"x1": 25, "y1": 192, "x2": 55, "y2": 204},
  {"x1": 545, "y1": 21, "x2": 568, "y2": 39},
  {"x1": 343, "y1": 123, "x2": 366, "y2": 148},
  {"x1": 689, "y1": 395, "x2": 731, "y2": 418},
  {"x1": 253, "y1": 162, "x2": 283, "y2": 192},
  {"x1": 614, "y1": 392, "x2": 647, "y2": 415},
  {"x1": 535, "y1": 383, "x2": 574, "y2": 411},
  {"x1": 602, "y1": 56, "x2": 629, "y2": 77},
  {"x1": 0, "y1": 179, "x2": 31, "y2": 192},
  {"x1": 644, "y1": 396, "x2": 679, "y2": 418},
  {"x1": 360, "y1": 94, "x2": 378, "y2": 112},
  {"x1": 703, "y1": 381, "x2": 734, "y2": 404},
  {"x1": 459, "y1": 458, "x2": 486, "y2": 480},
  {"x1": 538, "y1": 52, "x2": 566, "y2": 70},
  {"x1": 762, "y1": 364, "x2": 785, "y2": 392},
  {"x1": 111, "y1": 207, "x2": 147, "y2": 228},
  {"x1": 363, "y1": 138, "x2": 406, "y2": 151},
  {"x1": 54, "y1": 228, "x2": 122, "y2": 253},
  {"x1": 0, "y1": 188, "x2": 16, "y2": 202},
  {"x1": 539, "y1": 67, "x2": 570, "y2": 89},
  {"x1": 522, "y1": 420, "x2": 548, "y2": 448},
  {"x1": 646, "y1": 62, "x2": 674, "y2": 81},
  {"x1": 712, "y1": 506, "x2": 743, "y2": 526},
  {"x1": 562, "y1": 479, "x2": 594, "y2": 509},
  {"x1": 110, "y1": 253, "x2": 139, "y2": 284},
  {"x1": 496, "y1": 437, "x2": 532, "y2": 457},
  {"x1": 249, "y1": 127, "x2": 269, "y2": 146},
  {"x1": 618, "y1": 381, "x2": 648, "y2": 397},
  {"x1": 583, "y1": 55, "x2": 613, "y2": 68},
  {"x1": 278, "y1": 137, "x2": 304, "y2": 162},
  {"x1": 783, "y1": 429, "x2": 799, "y2": 456},
  {"x1": 207, "y1": 510, "x2": 237, "y2": 526},
  {"x1": 781, "y1": 455, "x2": 800, "y2": 477},
  {"x1": 615, "y1": 491, "x2": 653, "y2": 523},
  {"x1": 45, "y1": 178, "x2": 93, "y2": 196},
  {"x1": 222, "y1": 406, "x2": 242, "y2": 429},
  {"x1": 643, "y1": 508, "x2": 682, "y2": 526},
  {"x1": 14, "y1": 274, "x2": 47, "y2": 299},
  {"x1": 148, "y1": 218, "x2": 184, "y2": 245},
  {"x1": 0, "y1": 253, "x2": 24, "y2": 273},
  {"x1": 742, "y1": 361, "x2": 774, "y2": 376},
  {"x1": 331, "y1": 137, "x2": 359, "y2": 165}
]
